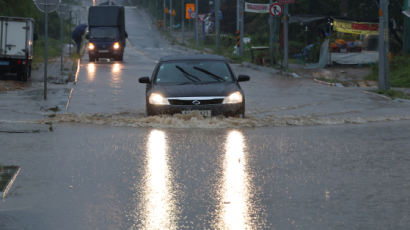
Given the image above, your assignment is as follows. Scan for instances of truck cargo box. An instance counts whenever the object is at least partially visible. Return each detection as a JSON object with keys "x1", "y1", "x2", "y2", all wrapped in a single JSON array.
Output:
[
  {"x1": 88, "y1": 6, "x2": 125, "y2": 27},
  {"x1": 0, "y1": 17, "x2": 34, "y2": 59},
  {"x1": 0, "y1": 16, "x2": 34, "y2": 81}
]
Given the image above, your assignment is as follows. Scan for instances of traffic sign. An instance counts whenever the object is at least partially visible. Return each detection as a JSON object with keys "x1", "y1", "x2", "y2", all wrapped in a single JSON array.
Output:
[
  {"x1": 270, "y1": 3, "x2": 283, "y2": 17},
  {"x1": 33, "y1": 0, "x2": 60, "y2": 13},
  {"x1": 186, "y1": 3, "x2": 195, "y2": 19},
  {"x1": 277, "y1": 0, "x2": 295, "y2": 4},
  {"x1": 198, "y1": 14, "x2": 206, "y2": 22}
]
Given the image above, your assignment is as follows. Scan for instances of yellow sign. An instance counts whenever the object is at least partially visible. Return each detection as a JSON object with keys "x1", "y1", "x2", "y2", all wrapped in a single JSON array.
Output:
[
  {"x1": 185, "y1": 3, "x2": 195, "y2": 19},
  {"x1": 172, "y1": 9, "x2": 176, "y2": 17},
  {"x1": 333, "y1": 19, "x2": 379, "y2": 35}
]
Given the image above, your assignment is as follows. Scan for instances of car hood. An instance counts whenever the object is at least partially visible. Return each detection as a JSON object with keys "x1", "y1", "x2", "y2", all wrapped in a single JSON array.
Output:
[{"x1": 151, "y1": 82, "x2": 240, "y2": 98}]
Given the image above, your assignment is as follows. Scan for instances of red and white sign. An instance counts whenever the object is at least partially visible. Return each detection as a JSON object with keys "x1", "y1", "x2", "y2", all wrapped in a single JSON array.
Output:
[
  {"x1": 198, "y1": 14, "x2": 206, "y2": 22},
  {"x1": 245, "y1": 2, "x2": 270, "y2": 13},
  {"x1": 277, "y1": 0, "x2": 295, "y2": 4},
  {"x1": 270, "y1": 3, "x2": 283, "y2": 16}
]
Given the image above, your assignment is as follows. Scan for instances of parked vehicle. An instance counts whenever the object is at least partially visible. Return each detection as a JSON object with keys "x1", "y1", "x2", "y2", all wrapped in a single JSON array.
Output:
[
  {"x1": 86, "y1": 5, "x2": 127, "y2": 62},
  {"x1": 139, "y1": 55, "x2": 250, "y2": 117},
  {"x1": 0, "y1": 17, "x2": 34, "y2": 81}
]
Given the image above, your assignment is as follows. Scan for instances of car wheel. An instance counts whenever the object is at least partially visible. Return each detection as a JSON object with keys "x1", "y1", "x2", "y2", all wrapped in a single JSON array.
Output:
[{"x1": 146, "y1": 104, "x2": 154, "y2": 116}]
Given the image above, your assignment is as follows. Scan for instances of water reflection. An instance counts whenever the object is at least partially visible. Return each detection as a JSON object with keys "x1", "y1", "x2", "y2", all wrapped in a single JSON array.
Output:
[
  {"x1": 87, "y1": 63, "x2": 96, "y2": 82},
  {"x1": 110, "y1": 63, "x2": 122, "y2": 90},
  {"x1": 112, "y1": 63, "x2": 121, "y2": 74},
  {"x1": 218, "y1": 130, "x2": 252, "y2": 229},
  {"x1": 141, "y1": 130, "x2": 176, "y2": 229}
]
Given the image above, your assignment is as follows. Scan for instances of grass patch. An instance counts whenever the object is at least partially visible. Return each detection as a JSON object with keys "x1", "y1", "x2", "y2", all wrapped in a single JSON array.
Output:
[
  {"x1": 372, "y1": 89, "x2": 410, "y2": 100},
  {"x1": 366, "y1": 55, "x2": 410, "y2": 88},
  {"x1": 33, "y1": 37, "x2": 63, "y2": 64}
]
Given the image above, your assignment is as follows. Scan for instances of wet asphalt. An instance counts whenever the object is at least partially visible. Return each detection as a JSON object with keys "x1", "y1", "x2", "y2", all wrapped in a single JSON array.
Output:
[{"x1": 1, "y1": 2, "x2": 410, "y2": 230}]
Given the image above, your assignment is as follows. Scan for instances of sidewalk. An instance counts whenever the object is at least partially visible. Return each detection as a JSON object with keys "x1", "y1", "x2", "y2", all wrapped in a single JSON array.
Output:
[{"x1": 0, "y1": 46, "x2": 79, "y2": 122}]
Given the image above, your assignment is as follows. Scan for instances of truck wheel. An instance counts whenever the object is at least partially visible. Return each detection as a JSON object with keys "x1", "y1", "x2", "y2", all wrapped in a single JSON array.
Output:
[
  {"x1": 116, "y1": 53, "x2": 123, "y2": 61},
  {"x1": 19, "y1": 65, "x2": 29, "y2": 81},
  {"x1": 89, "y1": 55, "x2": 96, "y2": 62}
]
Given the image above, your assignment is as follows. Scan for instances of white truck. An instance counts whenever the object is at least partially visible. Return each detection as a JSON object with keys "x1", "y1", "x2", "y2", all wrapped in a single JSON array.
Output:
[{"x1": 0, "y1": 17, "x2": 34, "y2": 81}]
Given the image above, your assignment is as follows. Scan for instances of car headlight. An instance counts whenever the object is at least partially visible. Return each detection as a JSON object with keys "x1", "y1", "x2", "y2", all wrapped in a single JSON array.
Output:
[
  {"x1": 88, "y1": 43, "x2": 95, "y2": 50},
  {"x1": 223, "y1": 91, "x2": 243, "y2": 104},
  {"x1": 113, "y1": 42, "x2": 120, "y2": 50},
  {"x1": 149, "y1": 93, "x2": 169, "y2": 105}
]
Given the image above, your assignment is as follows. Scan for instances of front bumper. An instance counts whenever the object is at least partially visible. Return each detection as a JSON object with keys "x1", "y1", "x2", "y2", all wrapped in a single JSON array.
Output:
[
  {"x1": 88, "y1": 48, "x2": 122, "y2": 58},
  {"x1": 148, "y1": 103, "x2": 244, "y2": 117}
]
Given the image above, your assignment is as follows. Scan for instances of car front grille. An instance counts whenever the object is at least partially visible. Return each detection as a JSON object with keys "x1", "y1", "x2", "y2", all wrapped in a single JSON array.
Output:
[{"x1": 168, "y1": 98, "x2": 224, "y2": 105}]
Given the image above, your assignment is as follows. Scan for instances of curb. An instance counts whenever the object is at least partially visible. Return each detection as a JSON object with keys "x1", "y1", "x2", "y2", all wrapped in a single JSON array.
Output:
[
  {"x1": 240, "y1": 62, "x2": 279, "y2": 75},
  {"x1": 362, "y1": 90, "x2": 393, "y2": 100},
  {"x1": 313, "y1": 78, "x2": 336, "y2": 86}
]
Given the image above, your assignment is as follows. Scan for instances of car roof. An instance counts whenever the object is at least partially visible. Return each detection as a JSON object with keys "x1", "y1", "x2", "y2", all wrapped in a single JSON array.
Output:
[{"x1": 159, "y1": 54, "x2": 227, "y2": 62}]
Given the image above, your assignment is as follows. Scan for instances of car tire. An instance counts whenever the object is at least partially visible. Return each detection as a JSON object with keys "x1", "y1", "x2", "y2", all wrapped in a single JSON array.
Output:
[{"x1": 146, "y1": 104, "x2": 154, "y2": 116}]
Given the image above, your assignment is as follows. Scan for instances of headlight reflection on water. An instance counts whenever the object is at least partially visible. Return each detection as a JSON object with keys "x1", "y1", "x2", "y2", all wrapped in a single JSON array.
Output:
[
  {"x1": 141, "y1": 130, "x2": 176, "y2": 229},
  {"x1": 112, "y1": 63, "x2": 121, "y2": 74},
  {"x1": 87, "y1": 63, "x2": 96, "y2": 82},
  {"x1": 217, "y1": 130, "x2": 252, "y2": 229}
]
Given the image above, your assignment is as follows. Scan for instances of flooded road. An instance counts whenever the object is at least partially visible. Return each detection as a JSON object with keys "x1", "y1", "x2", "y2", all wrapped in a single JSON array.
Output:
[
  {"x1": 1, "y1": 123, "x2": 410, "y2": 229},
  {"x1": 1, "y1": 2, "x2": 410, "y2": 230}
]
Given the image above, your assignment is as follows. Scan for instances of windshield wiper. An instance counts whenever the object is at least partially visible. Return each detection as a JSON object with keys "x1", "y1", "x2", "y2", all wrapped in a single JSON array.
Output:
[
  {"x1": 175, "y1": 65, "x2": 201, "y2": 83},
  {"x1": 193, "y1": 66, "x2": 225, "y2": 82}
]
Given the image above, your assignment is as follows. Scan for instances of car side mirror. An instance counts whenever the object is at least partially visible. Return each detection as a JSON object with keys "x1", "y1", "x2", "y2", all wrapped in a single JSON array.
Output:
[
  {"x1": 139, "y1": 76, "x2": 151, "y2": 84},
  {"x1": 85, "y1": 33, "x2": 90, "y2": 40},
  {"x1": 237, "y1": 75, "x2": 250, "y2": 82}
]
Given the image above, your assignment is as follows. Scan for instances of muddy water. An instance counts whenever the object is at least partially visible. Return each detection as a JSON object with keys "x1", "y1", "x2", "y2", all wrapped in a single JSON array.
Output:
[{"x1": 35, "y1": 112, "x2": 410, "y2": 129}]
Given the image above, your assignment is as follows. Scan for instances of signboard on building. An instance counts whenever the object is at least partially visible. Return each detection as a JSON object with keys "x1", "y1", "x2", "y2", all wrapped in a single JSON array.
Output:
[
  {"x1": 333, "y1": 19, "x2": 379, "y2": 35},
  {"x1": 245, "y1": 2, "x2": 270, "y2": 13}
]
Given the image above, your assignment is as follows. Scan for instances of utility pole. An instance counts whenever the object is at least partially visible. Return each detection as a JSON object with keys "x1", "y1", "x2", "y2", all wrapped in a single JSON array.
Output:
[
  {"x1": 236, "y1": 0, "x2": 244, "y2": 56},
  {"x1": 59, "y1": 5, "x2": 64, "y2": 74},
  {"x1": 378, "y1": 0, "x2": 390, "y2": 90},
  {"x1": 181, "y1": 0, "x2": 184, "y2": 43},
  {"x1": 269, "y1": 0, "x2": 274, "y2": 65},
  {"x1": 170, "y1": 0, "x2": 173, "y2": 33},
  {"x1": 195, "y1": 0, "x2": 198, "y2": 47},
  {"x1": 44, "y1": 0, "x2": 49, "y2": 100},
  {"x1": 239, "y1": 0, "x2": 244, "y2": 56},
  {"x1": 283, "y1": 4, "x2": 289, "y2": 70},
  {"x1": 215, "y1": 0, "x2": 220, "y2": 51},
  {"x1": 163, "y1": 0, "x2": 166, "y2": 31}
]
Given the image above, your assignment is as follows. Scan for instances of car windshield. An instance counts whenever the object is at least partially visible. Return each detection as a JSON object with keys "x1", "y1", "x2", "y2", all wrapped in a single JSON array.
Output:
[
  {"x1": 154, "y1": 60, "x2": 234, "y2": 84},
  {"x1": 89, "y1": 27, "x2": 119, "y2": 39}
]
